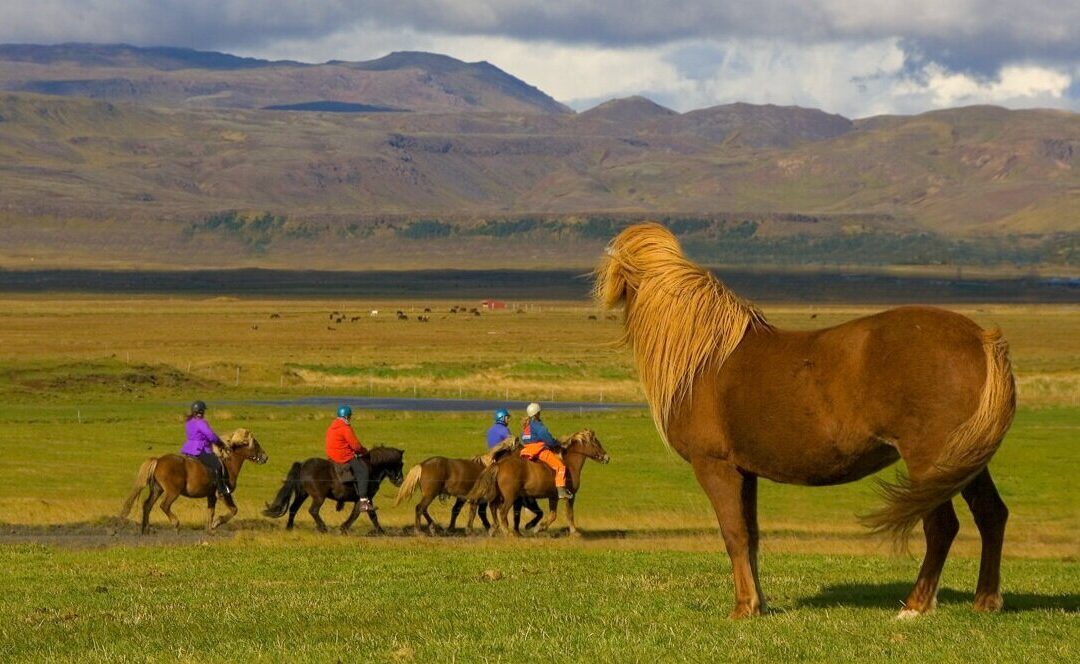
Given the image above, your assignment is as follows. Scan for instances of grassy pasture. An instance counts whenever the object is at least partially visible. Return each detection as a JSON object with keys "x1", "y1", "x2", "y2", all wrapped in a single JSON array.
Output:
[{"x1": 0, "y1": 296, "x2": 1076, "y2": 661}]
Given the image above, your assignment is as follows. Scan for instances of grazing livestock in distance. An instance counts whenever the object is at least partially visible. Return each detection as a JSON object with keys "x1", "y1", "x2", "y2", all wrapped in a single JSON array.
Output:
[{"x1": 595, "y1": 223, "x2": 1015, "y2": 619}]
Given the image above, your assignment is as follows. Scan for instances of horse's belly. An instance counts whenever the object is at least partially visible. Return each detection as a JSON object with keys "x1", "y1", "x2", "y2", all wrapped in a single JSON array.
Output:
[{"x1": 738, "y1": 436, "x2": 900, "y2": 486}]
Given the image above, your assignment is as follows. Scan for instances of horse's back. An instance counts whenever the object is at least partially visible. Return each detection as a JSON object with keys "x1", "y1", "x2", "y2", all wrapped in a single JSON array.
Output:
[
  {"x1": 496, "y1": 454, "x2": 555, "y2": 498},
  {"x1": 698, "y1": 305, "x2": 998, "y2": 483}
]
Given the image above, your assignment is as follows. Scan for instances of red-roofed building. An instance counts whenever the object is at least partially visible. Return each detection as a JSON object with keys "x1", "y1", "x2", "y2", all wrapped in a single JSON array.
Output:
[{"x1": 482, "y1": 300, "x2": 507, "y2": 310}]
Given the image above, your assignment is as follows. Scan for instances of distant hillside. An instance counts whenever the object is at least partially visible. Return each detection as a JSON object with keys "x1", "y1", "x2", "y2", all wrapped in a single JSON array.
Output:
[
  {"x1": 0, "y1": 43, "x2": 570, "y2": 114},
  {"x1": 0, "y1": 92, "x2": 1077, "y2": 270},
  {"x1": 0, "y1": 44, "x2": 1077, "y2": 272}
]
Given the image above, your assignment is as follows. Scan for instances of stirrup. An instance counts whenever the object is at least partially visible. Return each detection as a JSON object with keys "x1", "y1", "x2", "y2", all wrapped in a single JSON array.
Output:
[
  {"x1": 557, "y1": 488, "x2": 573, "y2": 499},
  {"x1": 357, "y1": 498, "x2": 376, "y2": 512}
]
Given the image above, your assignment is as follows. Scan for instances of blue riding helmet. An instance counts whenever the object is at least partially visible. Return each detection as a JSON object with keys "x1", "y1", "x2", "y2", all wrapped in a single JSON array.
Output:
[
  {"x1": 337, "y1": 405, "x2": 353, "y2": 419},
  {"x1": 494, "y1": 408, "x2": 510, "y2": 424}
]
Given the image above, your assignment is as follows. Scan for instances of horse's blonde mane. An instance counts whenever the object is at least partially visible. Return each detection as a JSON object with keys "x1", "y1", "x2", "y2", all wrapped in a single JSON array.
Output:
[
  {"x1": 223, "y1": 428, "x2": 254, "y2": 448},
  {"x1": 593, "y1": 222, "x2": 768, "y2": 447}
]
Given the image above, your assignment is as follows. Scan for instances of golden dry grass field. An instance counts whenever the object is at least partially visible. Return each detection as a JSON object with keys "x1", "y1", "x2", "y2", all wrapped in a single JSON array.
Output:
[{"x1": 0, "y1": 295, "x2": 1075, "y2": 552}]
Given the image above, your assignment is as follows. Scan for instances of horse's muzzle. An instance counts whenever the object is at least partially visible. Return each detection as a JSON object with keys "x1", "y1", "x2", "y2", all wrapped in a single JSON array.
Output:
[
  {"x1": 598, "y1": 455, "x2": 611, "y2": 464},
  {"x1": 255, "y1": 454, "x2": 269, "y2": 464}
]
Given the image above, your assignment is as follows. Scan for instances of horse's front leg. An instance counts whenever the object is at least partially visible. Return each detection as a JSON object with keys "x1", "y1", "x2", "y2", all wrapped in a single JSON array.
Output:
[
  {"x1": 211, "y1": 494, "x2": 238, "y2": 530},
  {"x1": 205, "y1": 494, "x2": 218, "y2": 532},
  {"x1": 534, "y1": 498, "x2": 559, "y2": 533},
  {"x1": 565, "y1": 496, "x2": 580, "y2": 537},
  {"x1": 690, "y1": 456, "x2": 765, "y2": 618},
  {"x1": 340, "y1": 500, "x2": 364, "y2": 535},
  {"x1": 448, "y1": 498, "x2": 465, "y2": 531},
  {"x1": 366, "y1": 508, "x2": 385, "y2": 535}
]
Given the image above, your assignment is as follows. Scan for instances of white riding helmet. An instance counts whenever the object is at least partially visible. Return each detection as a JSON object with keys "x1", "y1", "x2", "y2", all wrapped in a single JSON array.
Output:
[{"x1": 526, "y1": 402, "x2": 542, "y2": 417}]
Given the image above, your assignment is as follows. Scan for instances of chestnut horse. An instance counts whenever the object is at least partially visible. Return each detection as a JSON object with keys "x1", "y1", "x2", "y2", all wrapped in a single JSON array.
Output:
[
  {"x1": 261, "y1": 446, "x2": 405, "y2": 534},
  {"x1": 392, "y1": 455, "x2": 544, "y2": 535},
  {"x1": 467, "y1": 430, "x2": 610, "y2": 536},
  {"x1": 119, "y1": 428, "x2": 268, "y2": 534},
  {"x1": 595, "y1": 223, "x2": 1015, "y2": 618}
]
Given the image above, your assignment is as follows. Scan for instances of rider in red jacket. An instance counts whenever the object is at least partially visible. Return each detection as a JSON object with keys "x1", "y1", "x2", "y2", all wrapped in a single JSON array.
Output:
[{"x1": 326, "y1": 405, "x2": 373, "y2": 511}]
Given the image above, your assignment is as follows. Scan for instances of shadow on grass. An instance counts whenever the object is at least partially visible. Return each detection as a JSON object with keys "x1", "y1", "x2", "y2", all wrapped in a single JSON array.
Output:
[{"x1": 801, "y1": 582, "x2": 1079, "y2": 613}]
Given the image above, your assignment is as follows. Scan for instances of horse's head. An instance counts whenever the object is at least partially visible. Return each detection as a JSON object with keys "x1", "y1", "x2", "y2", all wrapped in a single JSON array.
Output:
[
  {"x1": 368, "y1": 446, "x2": 406, "y2": 486},
  {"x1": 223, "y1": 428, "x2": 268, "y2": 464},
  {"x1": 562, "y1": 429, "x2": 610, "y2": 464}
]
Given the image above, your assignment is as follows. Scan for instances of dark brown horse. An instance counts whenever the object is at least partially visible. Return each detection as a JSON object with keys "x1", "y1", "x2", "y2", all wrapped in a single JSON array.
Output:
[
  {"x1": 119, "y1": 428, "x2": 268, "y2": 534},
  {"x1": 467, "y1": 430, "x2": 610, "y2": 536},
  {"x1": 595, "y1": 223, "x2": 1016, "y2": 618},
  {"x1": 262, "y1": 446, "x2": 405, "y2": 534}
]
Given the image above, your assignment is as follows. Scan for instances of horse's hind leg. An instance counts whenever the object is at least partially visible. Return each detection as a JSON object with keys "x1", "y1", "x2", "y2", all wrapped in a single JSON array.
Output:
[
  {"x1": 308, "y1": 496, "x2": 329, "y2": 533},
  {"x1": 159, "y1": 492, "x2": 182, "y2": 531},
  {"x1": 961, "y1": 468, "x2": 1008, "y2": 612},
  {"x1": 141, "y1": 482, "x2": 163, "y2": 534},
  {"x1": 899, "y1": 500, "x2": 960, "y2": 618},
  {"x1": 286, "y1": 491, "x2": 308, "y2": 530}
]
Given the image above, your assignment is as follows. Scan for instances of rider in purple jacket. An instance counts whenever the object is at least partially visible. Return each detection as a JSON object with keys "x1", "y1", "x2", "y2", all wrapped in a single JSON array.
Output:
[{"x1": 180, "y1": 400, "x2": 231, "y2": 496}]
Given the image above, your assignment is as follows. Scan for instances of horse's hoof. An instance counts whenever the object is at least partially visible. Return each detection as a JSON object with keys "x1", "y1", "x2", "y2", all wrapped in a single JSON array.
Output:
[
  {"x1": 729, "y1": 604, "x2": 762, "y2": 619},
  {"x1": 973, "y1": 594, "x2": 1003, "y2": 613},
  {"x1": 568, "y1": 530, "x2": 582, "y2": 538},
  {"x1": 896, "y1": 609, "x2": 922, "y2": 620}
]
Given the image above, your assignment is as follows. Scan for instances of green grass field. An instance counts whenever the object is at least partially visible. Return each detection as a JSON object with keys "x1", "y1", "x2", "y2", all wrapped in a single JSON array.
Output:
[{"x1": 0, "y1": 297, "x2": 1076, "y2": 662}]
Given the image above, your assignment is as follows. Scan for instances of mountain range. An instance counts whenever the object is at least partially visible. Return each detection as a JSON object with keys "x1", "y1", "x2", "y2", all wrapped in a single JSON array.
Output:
[{"x1": 0, "y1": 43, "x2": 1076, "y2": 271}]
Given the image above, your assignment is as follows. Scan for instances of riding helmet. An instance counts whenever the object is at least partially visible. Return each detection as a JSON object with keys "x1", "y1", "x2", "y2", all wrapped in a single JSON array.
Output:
[
  {"x1": 337, "y1": 405, "x2": 353, "y2": 419},
  {"x1": 494, "y1": 408, "x2": 510, "y2": 424},
  {"x1": 526, "y1": 402, "x2": 542, "y2": 418},
  {"x1": 190, "y1": 400, "x2": 207, "y2": 415}
]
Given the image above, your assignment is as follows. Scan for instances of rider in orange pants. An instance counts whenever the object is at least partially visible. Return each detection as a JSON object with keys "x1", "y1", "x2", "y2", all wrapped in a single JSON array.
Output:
[{"x1": 520, "y1": 402, "x2": 571, "y2": 499}]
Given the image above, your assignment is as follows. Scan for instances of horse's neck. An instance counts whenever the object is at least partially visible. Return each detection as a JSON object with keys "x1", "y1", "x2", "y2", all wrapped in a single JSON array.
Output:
[
  {"x1": 563, "y1": 449, "x2": 588, "y2": 487},
  {"x1": 224, "y1": 452, "x2": 245, "y2": 484}
]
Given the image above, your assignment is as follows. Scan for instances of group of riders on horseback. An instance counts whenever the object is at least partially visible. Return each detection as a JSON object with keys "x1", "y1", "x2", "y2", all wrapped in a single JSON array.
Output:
[{"x1": 157, "y1": 397, "x2": 579, "y2": 534}]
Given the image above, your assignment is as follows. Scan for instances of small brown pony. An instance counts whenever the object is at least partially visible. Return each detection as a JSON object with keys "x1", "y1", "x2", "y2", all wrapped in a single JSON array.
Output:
[
  {"x1": 467, "y1": 429, "x2": 610, "y2": 536},
  {"x1": 596, "y1": 223, "x2": 1016, "y2": 618},
  {"x1": 119, "y1": 428, "x2": 268, "y2": 534},
  {"x1": 394, "y1": 456, "x2": 495, "y2": 534},
  {"x1": 261, "y1": 446, "x2": 405, "y2": 534}
]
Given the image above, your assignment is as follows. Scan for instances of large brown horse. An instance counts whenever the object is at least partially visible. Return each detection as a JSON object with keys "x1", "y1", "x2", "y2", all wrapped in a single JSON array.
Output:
[
  {"x1": 261, "y1": 446, "x2": 405, "y2": 534},
  {"x1": 595, "y1": 223, "x2": 1015, "y2": 618},
  {"x1": 467, "y1": 430, "x2": 610, "y2": 536},
  {"x1": 119, "y1": 428, "x2": 268, "y2": 534}
]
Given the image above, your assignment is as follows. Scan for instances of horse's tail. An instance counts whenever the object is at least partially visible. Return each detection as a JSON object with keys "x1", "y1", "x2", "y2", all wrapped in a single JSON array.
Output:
[
  {"x1": 394, "y1": 464, "x2": 423, "y2": 506},
  {"x1": 466, "y1": 464, "x2": 499, "y2": 503},
  {"x1": 262, "y1": 462, "x2": 303, "y2": 518},
  {"x1": 119, "y1": 457, "x2": 158, "y2": 519},
  {"x1": 862, "y1": 329, "x2": 1016, "y2": 545}
]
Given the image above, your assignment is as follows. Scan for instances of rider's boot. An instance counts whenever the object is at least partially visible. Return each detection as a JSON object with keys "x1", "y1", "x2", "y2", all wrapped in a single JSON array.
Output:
[{"x1": 356, "y1": 483, "x2": 375, "y2": 512}]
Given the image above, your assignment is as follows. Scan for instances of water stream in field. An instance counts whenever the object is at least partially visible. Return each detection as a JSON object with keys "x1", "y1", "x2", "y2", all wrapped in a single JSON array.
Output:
[{"x1": 222, "y1": 396, "x2": 643, "y2": 412}]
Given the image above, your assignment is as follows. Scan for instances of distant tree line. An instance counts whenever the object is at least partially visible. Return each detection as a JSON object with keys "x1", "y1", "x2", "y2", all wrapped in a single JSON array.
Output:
[{"x1": 188, "y1": 210, "x2": 1077, "y2": 267}]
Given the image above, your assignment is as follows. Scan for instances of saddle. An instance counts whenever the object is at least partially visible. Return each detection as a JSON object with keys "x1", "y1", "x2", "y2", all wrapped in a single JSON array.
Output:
[
  {"x1": 480, "y1": 437, "x2": 522, "y2": 467},
  {"x1": 331, "y1": 461, "x2": 354, "y2": 498}
]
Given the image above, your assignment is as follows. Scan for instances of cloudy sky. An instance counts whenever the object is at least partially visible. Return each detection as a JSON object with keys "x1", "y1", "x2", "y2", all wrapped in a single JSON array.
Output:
[{"x1": 3, "y1": 1, "x2": 1079, "y2": 117}]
